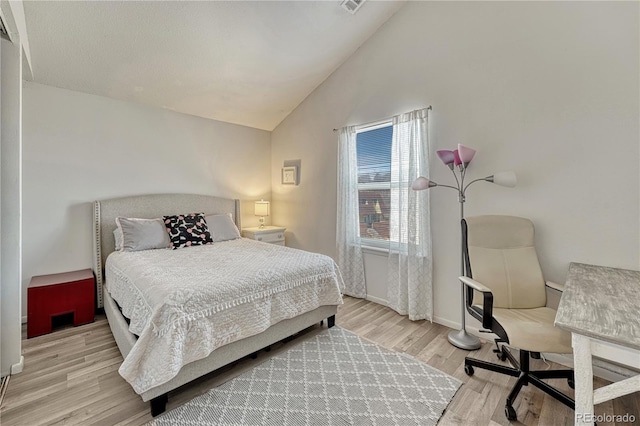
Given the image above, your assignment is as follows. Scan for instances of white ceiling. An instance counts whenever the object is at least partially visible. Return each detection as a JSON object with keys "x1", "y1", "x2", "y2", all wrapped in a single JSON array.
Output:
[{"x1": 23, "y1": 1, "x2": 404, "y2": 131}]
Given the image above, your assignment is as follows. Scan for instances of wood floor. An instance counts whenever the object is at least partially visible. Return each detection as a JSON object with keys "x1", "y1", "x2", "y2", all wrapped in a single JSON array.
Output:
[{"x1": 2, "y1": 297, "x2": 638, "y2": 425}]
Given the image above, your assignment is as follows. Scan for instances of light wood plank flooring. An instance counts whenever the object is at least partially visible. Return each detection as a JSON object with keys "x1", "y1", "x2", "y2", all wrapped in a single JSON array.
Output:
[{"x1": 2, "y1": 297, "x2": 638, "y2": 425}]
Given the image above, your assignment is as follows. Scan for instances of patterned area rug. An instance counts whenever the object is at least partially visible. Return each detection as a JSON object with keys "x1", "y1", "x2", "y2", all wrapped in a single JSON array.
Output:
[{"x1": 149, "y1": 327, "x2": 461, "y2": 426}]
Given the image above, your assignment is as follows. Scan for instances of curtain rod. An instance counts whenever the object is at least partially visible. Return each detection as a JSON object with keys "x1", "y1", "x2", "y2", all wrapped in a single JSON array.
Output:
[{"x1": 332, "y1": 105, "x2": 432, "y2": 132}]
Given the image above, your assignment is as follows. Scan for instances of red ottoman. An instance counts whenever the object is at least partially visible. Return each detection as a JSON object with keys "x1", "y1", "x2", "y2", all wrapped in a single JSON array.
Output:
[{"x1": 27, "y1": 269, "x2": 95, "y2": 338}]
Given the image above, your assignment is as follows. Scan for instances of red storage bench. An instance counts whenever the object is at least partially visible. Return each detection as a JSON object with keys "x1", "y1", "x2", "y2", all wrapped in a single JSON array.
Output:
[{"x1": 27, "y1": 269, "x2": 95, "y2": 338}]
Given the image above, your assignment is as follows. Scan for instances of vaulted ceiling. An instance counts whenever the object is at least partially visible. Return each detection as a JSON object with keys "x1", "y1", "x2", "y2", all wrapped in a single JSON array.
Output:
[{"x1": 23, "y1": 1, "x2": 404, "y2": 130}]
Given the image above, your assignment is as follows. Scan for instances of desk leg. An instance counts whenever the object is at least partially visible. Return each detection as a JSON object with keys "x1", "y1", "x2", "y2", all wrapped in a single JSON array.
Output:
[{"x1": 573, "y1": 333, "x2": 595, "y2": 425}]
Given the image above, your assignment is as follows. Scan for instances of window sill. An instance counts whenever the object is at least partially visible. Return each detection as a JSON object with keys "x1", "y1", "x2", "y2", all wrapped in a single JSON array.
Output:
[{"x1": 361, "y1": 245, "x2": 389, "y2": 256}]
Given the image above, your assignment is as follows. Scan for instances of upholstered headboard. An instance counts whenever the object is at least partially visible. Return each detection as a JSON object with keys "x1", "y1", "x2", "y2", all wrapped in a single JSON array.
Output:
[{"x1": 92, "y1": 193, "x2": 241, "y2": 308}]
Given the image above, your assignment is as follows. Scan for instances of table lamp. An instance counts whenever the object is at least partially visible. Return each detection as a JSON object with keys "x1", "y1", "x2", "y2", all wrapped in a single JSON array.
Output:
[{"x1": 255, "y1": 200, "x2": 270, "y2": 229}]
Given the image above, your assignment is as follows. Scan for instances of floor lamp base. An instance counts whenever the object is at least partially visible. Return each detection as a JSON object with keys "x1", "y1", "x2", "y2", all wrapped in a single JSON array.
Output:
[{"x1": 447, "y1": 329, "x2": 481, "y2": 351}]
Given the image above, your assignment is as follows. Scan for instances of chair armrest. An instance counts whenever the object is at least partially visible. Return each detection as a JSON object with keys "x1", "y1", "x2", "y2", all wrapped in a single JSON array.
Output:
[
  {"x1": 545, "y1": 281, "x2": 564, "y2": 292},
  {"x1": 459, "y1": 276, "x2": 494, "y2": 329},
  {"x1": 460, "y1": 276, "x2": 492, "y2": 294}
]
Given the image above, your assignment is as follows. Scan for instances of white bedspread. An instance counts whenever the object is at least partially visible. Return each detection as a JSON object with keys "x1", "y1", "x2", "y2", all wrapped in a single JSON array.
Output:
[{"x1": 105, "y1": 238, "x2": 344, "y2": 394}]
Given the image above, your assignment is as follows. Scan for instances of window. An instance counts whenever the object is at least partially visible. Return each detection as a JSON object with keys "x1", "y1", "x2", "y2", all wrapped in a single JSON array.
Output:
[
  {"x1": 337, "y1": 108, "x2": 431, "y2": 312},
  {"x1": 356, "y1": 122, "x2": 393, "y2": 246}
]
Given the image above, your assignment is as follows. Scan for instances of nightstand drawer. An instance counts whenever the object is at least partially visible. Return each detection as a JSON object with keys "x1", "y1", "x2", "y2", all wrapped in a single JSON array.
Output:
[
  {"x1": 256, "y1": 231, "x2": 284, "y2": 244},
  {"x1": 242, "y1": 226, "x2": 287, "y2": 246}
]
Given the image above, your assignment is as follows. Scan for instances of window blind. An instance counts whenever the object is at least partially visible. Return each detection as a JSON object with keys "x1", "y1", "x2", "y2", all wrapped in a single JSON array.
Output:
[{"x1": 356, "y1": 124, "x2": 393, "y2": 242}]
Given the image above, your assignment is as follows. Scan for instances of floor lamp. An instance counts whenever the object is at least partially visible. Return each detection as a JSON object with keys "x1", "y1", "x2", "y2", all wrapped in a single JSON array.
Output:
[{"x1": 412, "y1": 145, "x2": 516, "y2": 350}]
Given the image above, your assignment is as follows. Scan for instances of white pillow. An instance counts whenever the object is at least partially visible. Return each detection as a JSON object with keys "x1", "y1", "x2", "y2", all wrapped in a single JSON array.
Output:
[
  {"x1": 115, "y1": 217, "x2": 171, "y2": 252},
  {"x1": 205, "y1": 213, "x2": 241, "y2": 242},
  {"x1": 114, "y1": 229, "x2": 123, "y2": 251}
]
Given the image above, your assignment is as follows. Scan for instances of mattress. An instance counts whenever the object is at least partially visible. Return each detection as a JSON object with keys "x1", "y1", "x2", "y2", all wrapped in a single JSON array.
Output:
[{"x1": 105, "y1": 238, "x2": 344, "y2": 394}]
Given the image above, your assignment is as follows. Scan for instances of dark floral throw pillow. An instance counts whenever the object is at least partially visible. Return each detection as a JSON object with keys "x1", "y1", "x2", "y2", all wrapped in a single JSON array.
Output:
[{"x1": 163, "y1": 213, "x2": 213, "y2": 249}]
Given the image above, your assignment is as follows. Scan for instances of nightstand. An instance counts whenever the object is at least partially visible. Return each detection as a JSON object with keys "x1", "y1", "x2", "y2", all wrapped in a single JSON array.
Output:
[
  {"x1": 242, "y1": 226, "x2": 286, "y2": 246},
  {"x1": 27, "y1": 269, "x2": 95, "y2": 338}
]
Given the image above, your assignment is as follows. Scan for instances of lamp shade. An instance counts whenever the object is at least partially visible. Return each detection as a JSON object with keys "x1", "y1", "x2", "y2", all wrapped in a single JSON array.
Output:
[
  {"x1": 436, "y1": 150, "x2": 456, "y2": 165},
  {"x1": 457, "y1": 144, "x2": 476, "y2": 164},
  {"x1": 453, "y1": 150, "x2": 462, "y2": 166},
  {"x1": 490, "y1": 171, "x2": 517, "y2": 188},
  {"x1": 254, "y1": 200, "x2": 270, "y2": 216},
  {"x1": 411, "y1": 176, "x2": 437, "y2": 191}
]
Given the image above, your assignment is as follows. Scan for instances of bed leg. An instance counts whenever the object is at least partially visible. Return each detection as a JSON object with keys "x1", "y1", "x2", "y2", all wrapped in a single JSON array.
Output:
[
  {"x1": 250, "y1": 352, "x2": 258, "y2": 359},
  {"x1": 150, "y1": 394, "x2": 168, "y2": 417},
  {"x1": 327, "y1": 315, "x2": 335, "y2": 328}
]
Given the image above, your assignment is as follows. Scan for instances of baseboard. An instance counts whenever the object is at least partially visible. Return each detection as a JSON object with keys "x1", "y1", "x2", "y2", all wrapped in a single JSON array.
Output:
[
  {"x1": 21, "y1": 315, "x2": 27, "y2": 324},
  {"x1": 365, "y1": 294, "x2": 388, "y2": 307},
  {"x1": 369, "y1": 299, "x2": 459, "y2": 328},
  {"x1": 10, "y1": 356, "x2": 24, "y2": 375},
  {"x1": 433, "y1": 315, "x2": 461, "y2": 330},
  {"x1": 433, "y1": 316, "x2": 488, "y2": 335}
]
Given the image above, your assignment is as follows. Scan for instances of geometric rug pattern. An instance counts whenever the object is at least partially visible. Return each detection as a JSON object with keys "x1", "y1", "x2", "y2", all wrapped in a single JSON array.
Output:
[{"x1": 149, "y1": 327, "x2": 461, "y2": 426}]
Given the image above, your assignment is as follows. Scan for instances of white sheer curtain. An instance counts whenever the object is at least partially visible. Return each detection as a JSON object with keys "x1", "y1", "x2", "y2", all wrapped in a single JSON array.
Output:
[
  {"x1": 336, "y1": 126, "x2": 366, "y2": 298},
  {"x1": 387, "y1": 108, "x2": 432, "y2": 321}
]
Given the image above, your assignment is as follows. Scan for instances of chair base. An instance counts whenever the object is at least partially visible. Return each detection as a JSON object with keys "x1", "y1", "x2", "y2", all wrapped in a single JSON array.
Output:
[{"x1": 464, "y1": 345, "x2": 575, "y2": 421}]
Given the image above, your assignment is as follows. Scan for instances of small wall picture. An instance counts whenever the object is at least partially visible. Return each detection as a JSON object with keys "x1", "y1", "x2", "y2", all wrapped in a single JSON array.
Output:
[{"x1": 282, "y1": 166, "x2": 297, "y2": 185}]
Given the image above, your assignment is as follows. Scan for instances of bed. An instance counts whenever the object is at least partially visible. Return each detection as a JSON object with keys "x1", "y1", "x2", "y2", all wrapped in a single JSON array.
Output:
[{"x1": 92, "y1": 193, "x2": 342, "y2": 416}]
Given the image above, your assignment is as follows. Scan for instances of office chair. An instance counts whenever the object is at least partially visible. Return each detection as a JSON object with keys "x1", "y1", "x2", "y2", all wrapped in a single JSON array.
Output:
[{"x1": 460, "y1": 215, "x2": 575, "y2": 421}]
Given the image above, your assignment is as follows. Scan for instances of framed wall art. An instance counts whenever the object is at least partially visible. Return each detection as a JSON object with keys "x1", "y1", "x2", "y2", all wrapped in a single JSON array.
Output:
[{"x1": 282, "y1": 166, "x2": 298, "y2": 185}]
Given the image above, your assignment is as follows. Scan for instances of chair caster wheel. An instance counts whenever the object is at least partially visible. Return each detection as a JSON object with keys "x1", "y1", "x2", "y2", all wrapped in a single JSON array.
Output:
[
  {"x1": 464, "y1": 365, "x2": 474, "y2": 376},
  {"x1": 568, "y1": 378, "x2": 575, "y2": 389},
  {"x1": 505, "y1": 405, "x2": 517, "y2": 421}
]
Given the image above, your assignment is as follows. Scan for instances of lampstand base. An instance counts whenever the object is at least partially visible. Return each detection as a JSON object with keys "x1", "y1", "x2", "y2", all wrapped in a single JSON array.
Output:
[{"x1": 447, "y1": 329, "x2": 481, "y2": 351}]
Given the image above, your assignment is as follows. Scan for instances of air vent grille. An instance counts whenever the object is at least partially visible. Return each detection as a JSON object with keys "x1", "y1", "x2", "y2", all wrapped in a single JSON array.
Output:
[{"x1": 341, "y1": 0, "x2": 366, "y2": 15}]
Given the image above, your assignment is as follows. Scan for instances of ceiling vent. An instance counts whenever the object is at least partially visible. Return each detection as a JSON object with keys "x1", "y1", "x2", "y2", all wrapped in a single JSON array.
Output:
[{"x1": 341, "y1": 0, "x2": 366, "y2": 15}]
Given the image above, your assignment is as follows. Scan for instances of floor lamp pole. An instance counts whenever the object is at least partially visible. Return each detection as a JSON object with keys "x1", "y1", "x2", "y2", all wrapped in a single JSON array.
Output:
[
  {"x1": 446, "y1": 192, "x2": 481, "y2": 350},
  {"x1": 411, "y1": 146, "x2": 516, "y2": 351}
]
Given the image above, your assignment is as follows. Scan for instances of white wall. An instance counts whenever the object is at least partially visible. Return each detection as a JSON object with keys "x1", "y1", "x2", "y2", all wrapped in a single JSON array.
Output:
[
  {"x1": 271, "y1": 2, "x2": 640, "y2": 327},
  {"x1": 1, "y1": 36, "x2": 24, "y2": 376},
  {"x1": 22, "y1": 82, "x2": 271, "y2": 316}
]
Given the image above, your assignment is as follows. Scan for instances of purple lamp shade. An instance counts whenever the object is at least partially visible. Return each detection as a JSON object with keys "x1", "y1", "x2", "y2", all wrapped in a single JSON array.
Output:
[
  {"x1": 436, "y1": 150, "x2": 456, "y2": 166},
  {"x1": 458, "y1": 144, "x2": 476, "y2": 164},
  {"x1": 411, "y1": 176, "x2": 437, "y2": 191},
  {"x1": 453, "y1": 150, "x2": 462, "y2": 166}
]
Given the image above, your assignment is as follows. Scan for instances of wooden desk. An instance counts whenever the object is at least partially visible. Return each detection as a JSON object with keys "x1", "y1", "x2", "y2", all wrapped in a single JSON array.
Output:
[{"x1": 555, "y1": 262, "x2": 640, "y2": 425}]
